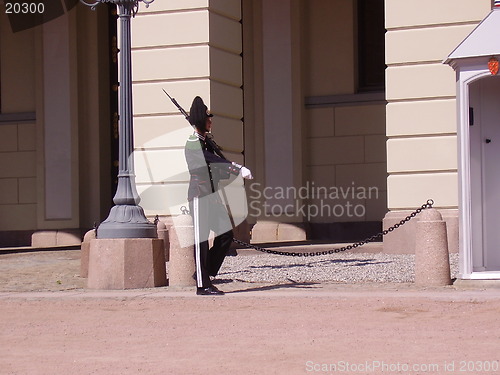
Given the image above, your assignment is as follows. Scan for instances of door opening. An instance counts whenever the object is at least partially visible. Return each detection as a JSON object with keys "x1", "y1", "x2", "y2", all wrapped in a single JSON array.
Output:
[{"x1": 469, "y1": 76, "x2": 500, "y2": 272}]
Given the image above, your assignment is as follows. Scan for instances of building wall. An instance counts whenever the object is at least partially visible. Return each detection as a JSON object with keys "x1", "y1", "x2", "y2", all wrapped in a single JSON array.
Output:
[
  {"x1": 1, "y1": 0, "x2": 494, "y2": 250},
  {"x1": 76, "y1": 5, "x2": 113, "y2": 229},
  {"x1": 303, "y1": 0, "x2": 355, "y2": 97},
  {"x1": 305, "y1": 104, "x2": 387, "y2": 225},
  {"x1": 0, "y1": 11, "x2": 37, "y2": 239},
  {"x1": 131, "y1": 0, "x2": 244, "y2": 218},
  {"x1": 241, "y1": 0, "x2": 387, "y2": 242},
  {"x1": 242, "y1": 0, "x2": 307, "y2": 243},
  {"x1": 0, "y1": 6, "x2": 111, "y2": 246},
  {"x1": 303, "y1": 0, "x2": 387, "y2": 227},
  {"x1": 385, "y1": 0, "x2": 491, "y2": 209},
  {"x1": 1, "y1": 1, "x2": 244, "y2": 245},
  {"x1": 0, "y1": 117, "x2": 37, "y2": 232},
  {"x1": 383, "y1": 0, "x2": 492, "y2": 252}
]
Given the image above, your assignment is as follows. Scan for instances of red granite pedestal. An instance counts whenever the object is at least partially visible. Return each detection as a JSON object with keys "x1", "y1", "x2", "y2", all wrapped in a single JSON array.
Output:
[{"x1": 87, "y1": 238, "x2": 167, "y2": 290}]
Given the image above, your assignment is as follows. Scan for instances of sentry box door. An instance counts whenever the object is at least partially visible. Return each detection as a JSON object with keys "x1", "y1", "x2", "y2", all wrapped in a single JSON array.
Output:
[{"x1": 469, "y1": 76, "x2": 500, "y2": 272}]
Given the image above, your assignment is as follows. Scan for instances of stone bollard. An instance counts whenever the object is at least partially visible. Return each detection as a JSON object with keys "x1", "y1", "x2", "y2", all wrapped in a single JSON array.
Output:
[
  {"x1": 415, "y1": 208, "x2": 452, "y2": 286},
  {"x1": 156, "y1": 220, "x2": 170, "y2": 262},
  {"x1": 80, "y1": 229, "x2": 96, "y2": 278},
  {"x1": 168, "y1": 214, "x2": 196, "y2": 288}
]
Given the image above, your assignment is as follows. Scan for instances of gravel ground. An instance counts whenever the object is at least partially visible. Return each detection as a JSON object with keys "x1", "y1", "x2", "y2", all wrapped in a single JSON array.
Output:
[
  {"x1": 0, "y1": 249, "x2": 459, "y2": 292},
  {"x1": 0, "y1": 250, "x2": 84, "y2": 292},
  {"x1": 218, "y1": 252, "x2": 459, "y2": 284}
]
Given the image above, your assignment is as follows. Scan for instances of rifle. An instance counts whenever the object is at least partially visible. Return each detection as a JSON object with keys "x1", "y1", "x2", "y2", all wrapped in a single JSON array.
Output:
[
  {"x1": 162, "y1": 89, "x2": 189, "y2": 120},
  {"x1": 162, "y1": 89, "x2": 228, "y2": 161}
]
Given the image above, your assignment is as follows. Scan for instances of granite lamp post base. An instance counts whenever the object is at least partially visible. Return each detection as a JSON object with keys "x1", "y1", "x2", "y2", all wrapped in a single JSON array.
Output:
[
  {"x1": 87, "y1": 238, "x2": 167, "y2": 290},
  {"x1": 96, "y1": 205, "x2": 158, "y2": 239}
]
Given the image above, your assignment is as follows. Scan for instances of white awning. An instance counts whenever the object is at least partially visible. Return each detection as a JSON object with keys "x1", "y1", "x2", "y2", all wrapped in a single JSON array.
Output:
[{"x1": 444, "y1": 7, "x2": 500, "y2": 64}]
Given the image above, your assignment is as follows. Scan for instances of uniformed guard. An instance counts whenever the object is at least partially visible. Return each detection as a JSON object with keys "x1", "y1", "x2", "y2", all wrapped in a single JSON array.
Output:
[{"x1": 185, "y1": 96, "x2": 253, "y2": 295}]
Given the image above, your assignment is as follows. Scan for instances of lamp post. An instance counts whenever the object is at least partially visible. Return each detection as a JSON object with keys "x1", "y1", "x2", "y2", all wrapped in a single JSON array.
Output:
[{"x1": 80, "y1": 0, "x2": 157, "y2": 238}]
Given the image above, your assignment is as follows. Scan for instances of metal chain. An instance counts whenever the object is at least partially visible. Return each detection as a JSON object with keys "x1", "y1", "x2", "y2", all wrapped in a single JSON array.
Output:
[{"x1": 232, "y1": 199, "x2": 435, "y2": 257}]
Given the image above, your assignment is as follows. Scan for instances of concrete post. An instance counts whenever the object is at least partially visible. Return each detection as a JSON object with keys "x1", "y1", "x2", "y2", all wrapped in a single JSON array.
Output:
[
  {"x1": 156, "y1": 220, "x2": 170, "y2": 262},
  {"x1": 415, "y1": 208, "x2": 452, "y2": 286},
  {"x1": 168, "y1": 215, "x2": 196, "y2": 288},
  {"x1": 80, "y1": 229, "x2": 96, "y2": 278}
]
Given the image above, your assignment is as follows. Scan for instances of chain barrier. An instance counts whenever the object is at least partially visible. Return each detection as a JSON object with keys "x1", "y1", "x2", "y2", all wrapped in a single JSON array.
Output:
[{"x1": 231, "y1": 199, "x2": 435, "y2": 257}]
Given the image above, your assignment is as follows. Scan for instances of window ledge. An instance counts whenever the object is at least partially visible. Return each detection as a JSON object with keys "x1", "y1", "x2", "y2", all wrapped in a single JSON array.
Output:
[
  {"x1": 305, "y1": 92, "x2": 386, "y2": 108},
  {"x1": 0, "y1": 112, "x2": 36, "y2": 124}
]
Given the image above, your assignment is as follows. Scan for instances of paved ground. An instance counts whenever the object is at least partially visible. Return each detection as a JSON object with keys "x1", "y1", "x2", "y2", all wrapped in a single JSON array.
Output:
[{"x1": 0, "y1": 248, "x2": 499, "y2": 375}]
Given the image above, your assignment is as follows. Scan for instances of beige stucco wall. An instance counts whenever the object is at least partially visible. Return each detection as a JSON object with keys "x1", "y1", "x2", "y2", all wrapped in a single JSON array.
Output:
[
  {"x1": 0, "y1": 119, "x2": 37, "y2": 231},
  {"x1": 241, "y1": 0, "x2": 387, "y2": 233},
  {"x1": 132, "y1": 1, "x2": 243, "y2": 217},
  {"x1": 1, "y1": 0, "x2": 493, "y2": 247},
  {"x1": 76, "y1": 5, "x2": 113, "y2": 229},
  {"x1": 382, "y1": 0, "x2": 492, "y2": 253},
  {"x1": 303, "y1": 0, "x2": 387, "y2": 223},
  {"x1": 303, "y1": 0, "x2": 355, "y2": 96},
  {"x1": 0, "y1": 11, "x2": 37, "y2": 231},
  {"x1": 385, "y1": 0, "x2": 492, "y2": 210},
  {"x1": 1, "y1": 6, "x2": 110, "y2": 243},
  {"x1": 306, "y1": 104, "x2": 387, "y2": 223}
]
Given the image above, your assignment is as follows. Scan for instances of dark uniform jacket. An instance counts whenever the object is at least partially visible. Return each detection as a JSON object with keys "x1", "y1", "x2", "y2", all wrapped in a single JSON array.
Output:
[{"x1": 185, "y1": 133, "x2": 240, "y2": 201}]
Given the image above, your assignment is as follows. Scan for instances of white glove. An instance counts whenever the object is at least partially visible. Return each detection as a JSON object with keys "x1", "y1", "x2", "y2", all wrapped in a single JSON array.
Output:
[{"x1": 240, "y1": 166, "x2": 253, "y2": 180}]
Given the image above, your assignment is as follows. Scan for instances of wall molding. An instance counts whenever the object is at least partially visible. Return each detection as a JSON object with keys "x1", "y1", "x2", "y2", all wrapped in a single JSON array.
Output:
[
  {"x1": 305, "y1": 92, "x2": 386, "y2": 108},
  {"x1": 0, "y1": 112, "x2": 36, "y2": 124}
]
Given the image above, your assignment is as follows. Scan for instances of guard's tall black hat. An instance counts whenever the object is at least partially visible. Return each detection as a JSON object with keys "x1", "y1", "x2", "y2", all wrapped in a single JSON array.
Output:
[{"x1": 189, "y1": 96, "x2": 213, "y2": 131}]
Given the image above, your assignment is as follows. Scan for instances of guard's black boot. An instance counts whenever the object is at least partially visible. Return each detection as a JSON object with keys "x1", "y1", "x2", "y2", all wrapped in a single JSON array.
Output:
[
  {"x1": 226, "y1": 248, "x2": 238, "y2": 256},
  {"x1": 196, "y1": 285, "x2": 224, "y2": 296}
]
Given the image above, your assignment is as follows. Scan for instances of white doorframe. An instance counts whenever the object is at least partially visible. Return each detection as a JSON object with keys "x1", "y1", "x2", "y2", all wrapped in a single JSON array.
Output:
[{"x1": 457, "y1": 63, "x2": 500, "y2": 280}]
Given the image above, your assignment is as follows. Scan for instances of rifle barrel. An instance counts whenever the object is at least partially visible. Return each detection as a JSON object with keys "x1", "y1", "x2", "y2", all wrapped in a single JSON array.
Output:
[{"x1": 162, "y1": 89, "x2": 190, "y2": 120}]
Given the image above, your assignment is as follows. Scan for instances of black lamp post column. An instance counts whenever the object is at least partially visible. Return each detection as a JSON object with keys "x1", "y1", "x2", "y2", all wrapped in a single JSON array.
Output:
[{"x1": 81, "y1": 0, "x2": 157, "y2": 239}]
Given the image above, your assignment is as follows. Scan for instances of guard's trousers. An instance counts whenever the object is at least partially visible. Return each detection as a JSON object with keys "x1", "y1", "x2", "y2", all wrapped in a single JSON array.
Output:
[{"x1": 189, "y1": 196, "x2": 233, "y2": 288}]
